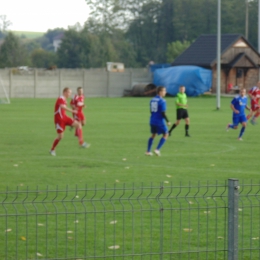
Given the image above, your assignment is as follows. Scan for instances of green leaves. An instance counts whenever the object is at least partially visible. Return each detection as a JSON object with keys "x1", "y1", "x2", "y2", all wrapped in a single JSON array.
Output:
[
  {"x1": 0, "y1": 32, "x2": 29, "y2": 68},
  {"x1": 0, "y1": 0, "x2": 258, "y2": 68},
  {"x1": 31, "y1": 49, "x2": 57, "y2": 68},
  {"x1": 166, "y1": 40, "x2": 191, "y2": 63}
]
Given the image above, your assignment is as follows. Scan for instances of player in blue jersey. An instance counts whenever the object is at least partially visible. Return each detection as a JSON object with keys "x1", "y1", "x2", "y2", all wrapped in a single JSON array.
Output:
[
  {"x1": 146, "y1": 86, "x2": 171, "y2": 156},
  {"x1": 226, "y1": 88, "x2": 250, "y2": 140}
]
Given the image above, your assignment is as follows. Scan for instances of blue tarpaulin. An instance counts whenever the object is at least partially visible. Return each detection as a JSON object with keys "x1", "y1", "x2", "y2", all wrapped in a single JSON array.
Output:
[
  {"x1": 149, "y1": 63, "x2": 171, "y2": 73},
  {"x1": 153, "y1": 65, "x2": 212, "y2": 96}
]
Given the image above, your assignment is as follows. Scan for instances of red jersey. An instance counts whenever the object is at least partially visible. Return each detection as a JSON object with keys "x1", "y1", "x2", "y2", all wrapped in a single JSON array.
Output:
[
  {"x1": 248, "y1": 87, "x2": 260, "y2": 111},
  {"x1": 70, "y1": 95, "x2": 84, "y2": 113},
  {"x1": 54, "y1": 96, "x2": 67, "y2": 122},
  {"x1": 249, "y1": 87, "x2": 260, "y2": 103}
]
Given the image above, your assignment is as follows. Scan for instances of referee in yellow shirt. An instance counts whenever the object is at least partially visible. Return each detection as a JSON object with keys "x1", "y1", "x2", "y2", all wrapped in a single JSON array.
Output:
[{"x1": 169, "y1": 85, "x2": 190, "y2": 137}]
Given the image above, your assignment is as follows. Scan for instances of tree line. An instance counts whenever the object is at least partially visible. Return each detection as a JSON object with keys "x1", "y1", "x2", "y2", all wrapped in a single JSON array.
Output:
[{"x1": 0, "y1": 0, "x2": 258, "y2": 69}]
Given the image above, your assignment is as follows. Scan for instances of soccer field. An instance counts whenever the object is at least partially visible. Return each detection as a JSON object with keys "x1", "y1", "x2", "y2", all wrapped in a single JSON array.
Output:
[
  {"x1": 1, "y1": 96, "x2": 260, "y2": 259},
  {"x1": 0, "y1": 96, "x2": 259, "y2": 190}
]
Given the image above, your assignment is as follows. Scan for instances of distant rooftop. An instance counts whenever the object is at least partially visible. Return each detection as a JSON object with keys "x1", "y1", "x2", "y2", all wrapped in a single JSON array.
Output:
[{"x1": 172, "y1": 34, "x2": 259, "y2": 68}]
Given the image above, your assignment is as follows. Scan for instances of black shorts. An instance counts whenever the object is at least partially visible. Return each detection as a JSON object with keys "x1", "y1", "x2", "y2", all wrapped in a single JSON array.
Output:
[{"x1": 177, "y1": 108, "x2": 189, "y2": 120}]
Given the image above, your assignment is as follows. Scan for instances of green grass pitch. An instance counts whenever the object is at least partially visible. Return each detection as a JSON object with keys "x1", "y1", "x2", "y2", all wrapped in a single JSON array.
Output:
[
  {"x1": 0, "y1": 96, "x2": 259, "y2": 259},
  {"x1": 1, "y1": 96, "x2": 259, "y2": 188}
]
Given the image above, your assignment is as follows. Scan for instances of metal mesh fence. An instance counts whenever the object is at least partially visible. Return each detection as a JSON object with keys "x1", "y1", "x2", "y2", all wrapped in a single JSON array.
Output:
[
  {"x1": 0, "y1": 180, "x2": 259, "y2": 260},
  {"x1": 238, "y1": 180, "x2": 260, "y2": 260}
]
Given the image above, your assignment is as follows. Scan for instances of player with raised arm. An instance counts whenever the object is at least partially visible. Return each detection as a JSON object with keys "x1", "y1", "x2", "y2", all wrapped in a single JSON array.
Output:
[
  {"x1": 70, "y1": 87, "x2": 88, "y2": 142},
  {"x1": 146, "y1": 86, "x2": 171, "y2": 156},
  {"x1": 246, "y1": 82, "x2": 260, "y2": 125},
  {"x1": 50, "y1": 87, "x2": 88, "y2": 156},
  {"x1": 226, "y1": 88, "x2": 250, "y2": 140}
]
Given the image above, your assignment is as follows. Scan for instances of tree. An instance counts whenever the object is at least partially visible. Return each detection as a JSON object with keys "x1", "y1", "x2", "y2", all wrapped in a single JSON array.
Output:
[
  {"x1": 84, "y1": 0, "x2": 259, "y2": 66},
  {"x1": 109, "y1": 29, "x2": 138, "y2": 67},
  {"x1": 172, "y1": 0, "x2": 217, "y2": 42},
  {"x1": 35, "y1": 36, "x2": 53, "y2": 51},
  {"x1": 157, "y1": 0, "x2": 175, "y2": 47},
  {"x1": 221, "y1": 0, "x2": 245, "y2": 35},
  {"x1": 126, "y1": 1, "x2": 163, "y2": 64},
  {"x1": 0, "y1": 15, "x2": 12, "y2": 32},
  {"x1": 56, "y1": 21, "x2": 138, "y2": 68},
  {"x1": 166, "y1": 40, "x2": 191, "y2": 63},
  {"x1": 30, "y1": 28, "x2": 65, "y2": 52},
  {"x1": 44, "y1": 28, "x2": 64, "y2": 43},
  {"x1": 24, "y1": 40, "x2": 41, "y2": 53},
  {"x1": 0, "y1": 31, "x2": 5, "y2": 39},
  {"x1": 57, "y1": 29, "x2": 91, "y2": 68},
  {"x1": 0, "y1": 32, "x2": 29, "y2": 68},
  {"x1": 0, "y1": 15, "x2": 12, "y2": 39},
  {"x1": 31, "y1": 49, "x2": 57, "y2": 68},
  {"x1": 85, "y1": 0, "x2": 121, "y2": 31},
  {"x1": 248, "y1": 0, "x2": 258, "y2": 48},
  {"x1": 83, "y1": 21, "x2": 138, "y2": 67}
]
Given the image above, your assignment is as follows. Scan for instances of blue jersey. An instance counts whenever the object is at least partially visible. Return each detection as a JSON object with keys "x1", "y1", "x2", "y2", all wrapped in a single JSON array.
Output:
[
  {"x1": 231, "y1": 95, "x2": 247, "y2": 116},
  {"x1": 150, "y1": 95, "x2": 167, "y2": 125}
]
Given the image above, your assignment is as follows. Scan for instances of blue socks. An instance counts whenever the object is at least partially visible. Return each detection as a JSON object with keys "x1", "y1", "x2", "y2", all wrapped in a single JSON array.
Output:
[
  {"x1": 147, "y1": 137, "x2": 167, "y2": 152},
  {"x1": 229, "y1": 124, "x2": 235, "y2": 129},
  {"x1": 147, "y1": 137, "x2": 154, "y2": 152},
  {"x1": 239, "y1": 126, "x2": 245, "y2": 138},
  {"x1": 156, "y1": 137, "x2": 166, "y2": 150}
]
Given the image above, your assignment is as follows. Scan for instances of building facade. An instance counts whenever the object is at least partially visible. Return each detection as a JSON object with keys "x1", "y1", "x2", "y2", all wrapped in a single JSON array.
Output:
[{"x1": 172, "y1": 34, "x2": 260, "y2": 93}]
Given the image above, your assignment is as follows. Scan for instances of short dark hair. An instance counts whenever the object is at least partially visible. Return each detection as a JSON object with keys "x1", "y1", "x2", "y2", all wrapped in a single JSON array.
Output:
[
  {"x1": 156, "y1": 86, "x2": 165, "y2": 94},
  {"x1": 77, "y1": 86, "x2": 83, "y2": 91}
]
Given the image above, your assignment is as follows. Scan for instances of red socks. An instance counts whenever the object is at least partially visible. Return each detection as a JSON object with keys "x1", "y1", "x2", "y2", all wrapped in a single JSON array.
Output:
[
  {"x1": 51, "y1": 138, "x2": 60, "y2": 151},
  {"x1": 77, "y1": 128, "x2": 84, "y2": 145}
]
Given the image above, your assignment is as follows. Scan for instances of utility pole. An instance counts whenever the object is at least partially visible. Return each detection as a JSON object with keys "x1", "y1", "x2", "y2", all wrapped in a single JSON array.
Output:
[
  {"x1": 258, "y1": 0, "x2": 260, "y2": 80},
  {"x1": 259, "y1": 0, "x2": 260, "y2": 52},
  {"x1": 216, "y1": 0, "x2": 221, "y2": 109},
  {"x1": 245, "y1": 0, "x2": 249, "y2": 39}
]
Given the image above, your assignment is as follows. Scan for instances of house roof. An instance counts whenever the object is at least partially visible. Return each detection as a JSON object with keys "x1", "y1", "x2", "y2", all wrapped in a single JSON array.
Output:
[
  {"x1": 172, "y1": 34, "x2": 260, "y2": 68},
  {"x1": 228, "y1": 52, "x2": 258, "y2": 68}
]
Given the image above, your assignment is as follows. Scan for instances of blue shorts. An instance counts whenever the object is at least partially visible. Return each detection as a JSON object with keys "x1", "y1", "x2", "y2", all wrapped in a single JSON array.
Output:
[
  {"x1": 233, "y1": 114, "x2": 247, "y2": 126},
  {"x1": 150, "y1": 124, "x2": 168, "y2": 135}
]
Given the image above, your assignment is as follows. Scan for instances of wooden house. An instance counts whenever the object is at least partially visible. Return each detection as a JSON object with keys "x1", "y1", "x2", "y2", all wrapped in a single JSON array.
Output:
[{"x1": 172, "y1": 34, "x2": 260, "y2": 93}]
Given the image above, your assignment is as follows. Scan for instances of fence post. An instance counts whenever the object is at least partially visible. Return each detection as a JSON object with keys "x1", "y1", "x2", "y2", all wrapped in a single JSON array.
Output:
[
  {"x1": 82, "y1": 69, "x2": 86, "y2": 93},
  {"x1": 156, "y1": 184, "x2": 164, "y2": 260},
  {"x1": 129, "y1": 68, "x2": 132, "y2": 89},
  {"x1": 34, "y1": 69, "x2": 37, "y2": 98},
  {"x1": 228, "y1": 178, "x2": 239, "y2": 260},
  {"x1": 107, "y1": 71, "x2": 110, "y2": 97},
  {"x1": 59, "y1": 70, "x2": 62, "y2": 95},
  {"x1": 9, "y1": 69, "x2": 12, "y2": 98}
]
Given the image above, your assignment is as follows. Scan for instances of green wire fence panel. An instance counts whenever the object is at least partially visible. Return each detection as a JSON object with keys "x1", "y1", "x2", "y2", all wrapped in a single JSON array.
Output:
[
  {"x1": 238, "y1": 180, "x2": 260, "y2": 260},
  {"x1": 0, "y1": 180, "x2": 259, "y2": 260}
]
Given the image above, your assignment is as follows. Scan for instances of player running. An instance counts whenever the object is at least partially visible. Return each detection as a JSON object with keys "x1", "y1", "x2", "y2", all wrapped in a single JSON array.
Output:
[
  {"x1": 247, "y1": 82, "x2": 260, "y2": 125},
  {"x1": 70, "y1": 87, "x2": 87, "y2": 138},
  {"x1": 146, "y1": 86, "x2": 171, "y2": 156},
  {"x1": 50, "y1": 87, "x2": 88, "y2": 156},
  {"x1": 226, "y1": 88, "x2": 250, "y2": 140}
]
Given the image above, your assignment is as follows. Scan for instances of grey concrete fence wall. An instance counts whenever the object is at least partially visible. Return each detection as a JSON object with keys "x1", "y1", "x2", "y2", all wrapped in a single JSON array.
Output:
[{"x1": 0, "y1": 68, "x2": 152, "y2": 98}]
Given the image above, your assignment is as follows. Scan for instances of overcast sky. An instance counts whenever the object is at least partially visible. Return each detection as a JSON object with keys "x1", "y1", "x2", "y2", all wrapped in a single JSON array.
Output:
[{"x1": 1, "y1": 0, "x2": 90, "y2": 32}]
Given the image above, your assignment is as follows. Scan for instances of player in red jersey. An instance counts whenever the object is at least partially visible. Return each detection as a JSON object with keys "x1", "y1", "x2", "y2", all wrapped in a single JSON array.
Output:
[
  {"x1": 247, "y1": 82, "x2": 260, "y2": 124},
  {"x1": 70, "y1": 87, "x2": 86, "y2": 137},
  {"x1": 50, "y1": 87, "x2": 89, "y2": 156}
]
